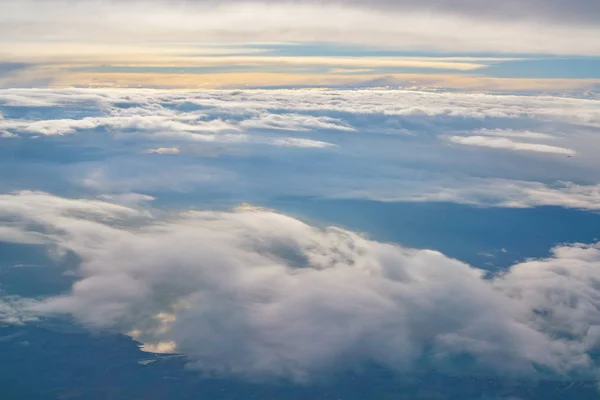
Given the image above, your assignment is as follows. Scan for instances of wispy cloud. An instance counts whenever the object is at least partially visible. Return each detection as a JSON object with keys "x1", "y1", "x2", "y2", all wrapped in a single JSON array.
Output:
[
  {"x1": 329, "y1": 68, "x2": 375, "y2": 74},
  {"x1": 144, "y1": 147, "x2": 181, "y2": 155},
  {"x1": 448, "y1": 136, "x2": 576, "y2": 155},
  {"x1": 474, "y1": 129, "x2": 556, "y2": 140}
]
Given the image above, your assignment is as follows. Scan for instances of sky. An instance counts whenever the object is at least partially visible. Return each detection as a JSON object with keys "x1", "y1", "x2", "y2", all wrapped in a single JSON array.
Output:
[
  {"x1": 2, "y1": 88, "x2": 600, "y2": 387},
  {"x1": 2, "y1": 2, "x2": 600, "y2": 399},
  {"x1": 2, "y1": 0, "x2": 600, "y2": 93}
]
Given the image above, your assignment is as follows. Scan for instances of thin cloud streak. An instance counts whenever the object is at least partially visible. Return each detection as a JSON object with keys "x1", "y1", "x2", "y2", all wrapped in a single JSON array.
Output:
[{"x1": 448, "y1": 136, "x2": 576, "y2": 155}]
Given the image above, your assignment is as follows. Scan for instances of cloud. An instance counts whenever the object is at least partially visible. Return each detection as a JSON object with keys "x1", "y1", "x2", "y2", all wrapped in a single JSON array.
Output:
[
  {"x1": 3, "y1": 1, "x2": 600, "y2": 57},
  {"x1": 329, "y1": 68, "x2": 375, "y2": 74},
  {"x1": 0, "y1": 296, "x2": 39, "y2": 325},
  {"x1": 76, "y1": 55, "x2": 487, "y2": 70},
  {"x1": 0, "y1": 62, "x2": 31, "y2": 76},
  {"x1": 448, "y1": 136, "x2": 576, "y2": 155},
  {"x1": 75, "y1": 159, "x2": 236, "y2": 194},
  {"x1": 6, "y1": 69, "x2": 600, "y2": 92},
  {"x1": 238, "y1": 113, "x2": 354, "y2": 132},
  {"x1": 3, "y1": 1, "x2": 600, "y2": 89},
  {"x1": 402, "y1": 179, "x2": 600, "y2": 210},
  {"x1": 333, "y1": 0, "x2": 600, "y2": 26},
  {"x1": 0, "y1": 88, "x2": 597, "y2": 127},
  {"x1": 1, "y1": 117, "x2": 102, "y2": 136},
  {"x1": 144, "y1": 147, "x2": 181, "y2": 155},
  {"x1": 8, "y1": 0, "x2": 600, "y2": 26},
  {"x1": 305, "y1": 176, "x2": 600, "y2": 211},
  {"x1": 2, "y1": 88, "x2": 600, "y2": 210},
  {"x1": 269, "y1": 137, "x2": 336, "y2": 148},
  {"x1": 0, "y1": 226, "x2": 46, "y2": 244},
  {"x1": 1, "y1": 191, "x2": 600, "y2": 381},
  {"x1": 0, "y1": 115, "x2": 237, "y2": 137},
  {"x1": 474, "y1": 129, "x2": 556, "y2": 140},
  {"x1": 98, "y1": 193, "x2": 156, "y2": 207}
]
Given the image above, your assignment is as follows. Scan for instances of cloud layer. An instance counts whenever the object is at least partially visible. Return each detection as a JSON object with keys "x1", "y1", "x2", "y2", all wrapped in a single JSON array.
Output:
[
  {"x1": 3, "y1": 1, "x2": 600, "y2": 56},
  {"x1": 1, "y1": 191, "x2": 600, "y2": 381},
  {"x1": 2, "y1": 88, "x2": 600, "y2": 210},
  {"x1": 3, "y1": 0, "x2": 600, "y2": 90}
]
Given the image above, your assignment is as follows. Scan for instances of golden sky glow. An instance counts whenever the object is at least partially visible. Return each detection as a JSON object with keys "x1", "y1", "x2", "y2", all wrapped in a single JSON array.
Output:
[{"x1": 4, "y1": 70, "x2": 594, "y2": 93}]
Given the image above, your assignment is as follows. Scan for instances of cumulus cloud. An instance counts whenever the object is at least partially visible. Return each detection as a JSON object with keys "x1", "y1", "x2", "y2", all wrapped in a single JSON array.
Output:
[
  {"x1": 1, "y1": 191, "x2": 600, "y2": 381},
  {"x1": 448, "y1": 136, "x2": 576, "y2": 155}
]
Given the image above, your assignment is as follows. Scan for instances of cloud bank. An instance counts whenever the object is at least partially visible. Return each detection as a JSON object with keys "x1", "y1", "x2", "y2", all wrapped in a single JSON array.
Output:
[
  {"x1": 2, "y1": 88, "x2": 600, "y2": 211},
  {"x1": 1, "y1": 191, "x2": 600, "y2": 381}
]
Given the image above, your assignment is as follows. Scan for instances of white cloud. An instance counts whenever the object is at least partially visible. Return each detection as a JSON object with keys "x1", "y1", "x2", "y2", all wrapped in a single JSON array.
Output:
[
  {"x1": 239, "y1": 113, "x2": 354, "y2": 132},
  {"x1": 0, "y1": 110, "x2": 340, "y2": 149},
  {"x1": 0, "y1": 115, "x2": 237, "y2": 137},
  {"x1": 145, "y1": 147, "x2": 181, "y2": 155},
  {"x1": 98, "y1": 193, "x2": 156, "y2": 207},
  {"x1": 475, "y1": 129, "x2": 556, "y2": 140},
  {"x1": 0, "y1": 296, "x2": 39, "y2": 325},
  {"x1": 0, "y1": 117, "x2": 101, "y2": 136},
  {"x1": 330, "y1": 68, "x2": 375, "y2": 74},
  {"x1": 448, "y1": 136, "x2": 576, "y2": 155},
  {"x1": 0, "y1": 190, "x2": 145, "y2": 222},
  {"x1": 0, "y1": 226, "x2": 46, "y2": 244},
  {"x1": 2, "y1": 88, "x2": 600, "y2": 210},
  {"x1": 269, "y1": 137, "x2": 336, "y2": 148},
  {"x1": 1, "y1": 192, "x2": 600, "y2": 380},
  {"x1": 2, "y1": 89, "x2": 600, "y2": 130},
  {"x1": 1, "y1": 131, "x2": 16, "y2": 138},
  {"x1": 3, "y1": 1, "x2": 600, "y2": 56},
  {"x1": 367, "y1": 179, "x2": 600, "y2": 210}
]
